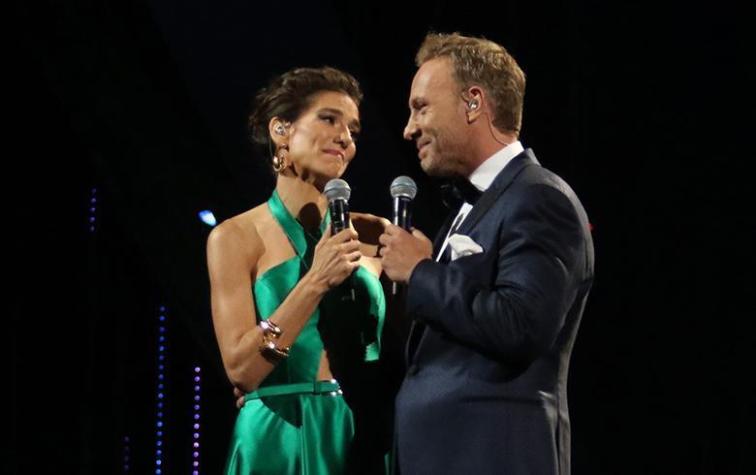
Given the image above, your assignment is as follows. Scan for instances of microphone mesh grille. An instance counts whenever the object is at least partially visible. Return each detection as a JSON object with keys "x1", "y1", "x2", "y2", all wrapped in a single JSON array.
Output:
[
  {"x1": 390, "y1": 175, "x2": 417, "y2": 199},
  {"x1": 324, "y1": 178, "x2": 351, "y2": 202}
]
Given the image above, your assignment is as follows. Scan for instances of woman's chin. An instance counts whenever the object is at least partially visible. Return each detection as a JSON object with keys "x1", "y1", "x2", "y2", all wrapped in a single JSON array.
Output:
[
  {"x1": 319, "y1": 164, "x2": 346, "y2": 181},
  {"x1": 311, "y1": 168, "x2": 345, "y2": 189}
]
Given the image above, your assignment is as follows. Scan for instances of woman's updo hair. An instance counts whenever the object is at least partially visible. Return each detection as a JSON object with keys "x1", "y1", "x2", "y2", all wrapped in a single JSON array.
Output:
[{"x1": 248, "y1": 66, "x2": 363, "y2": 156}]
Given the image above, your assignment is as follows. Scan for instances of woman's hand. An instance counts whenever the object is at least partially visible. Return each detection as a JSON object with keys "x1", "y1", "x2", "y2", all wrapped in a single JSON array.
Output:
[
  {"x1": 307, "y1": 226, "x2": 362, "y2": 293},
  {"x1": 351, "y1": 212, "x2": 391, "y2": 258},
  {"x1": 233, "y1": 386, "x2": 245, "y2": 409},
  {"x1": 351, "y1": 212, "x2": 391, "y2": 245}
]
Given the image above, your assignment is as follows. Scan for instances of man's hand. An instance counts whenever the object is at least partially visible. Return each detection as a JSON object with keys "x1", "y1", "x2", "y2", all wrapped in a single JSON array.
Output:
[{"x1": 379, "y1": 224, "x2": 433, "y2": 283}]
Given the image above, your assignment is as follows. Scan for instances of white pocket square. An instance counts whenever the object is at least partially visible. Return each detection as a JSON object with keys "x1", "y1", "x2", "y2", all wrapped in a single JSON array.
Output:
[{"x1": 447, "y1": 233, "x2": 484, "y2": 261}]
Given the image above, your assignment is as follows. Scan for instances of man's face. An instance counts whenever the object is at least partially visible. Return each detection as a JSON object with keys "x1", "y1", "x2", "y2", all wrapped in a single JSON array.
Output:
[{"x1": 404, "y1": 57, "x2": 469, "y2": 177}]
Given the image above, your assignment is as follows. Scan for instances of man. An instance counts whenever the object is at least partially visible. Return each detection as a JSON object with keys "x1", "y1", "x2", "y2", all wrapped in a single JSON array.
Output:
[{"x1": 379, "y1": 33, "x2": 594, "y2": 475}]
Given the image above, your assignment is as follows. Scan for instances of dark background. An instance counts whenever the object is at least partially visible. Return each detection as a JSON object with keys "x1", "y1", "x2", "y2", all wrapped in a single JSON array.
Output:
[{"x1": 8, "y1": 0, "x2": 754, "y2": 473}]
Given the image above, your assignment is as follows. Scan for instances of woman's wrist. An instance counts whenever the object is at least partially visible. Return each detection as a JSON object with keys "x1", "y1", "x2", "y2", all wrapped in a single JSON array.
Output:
[{"x1": 300, "y1": 271, "x2": 329, "y2": 297}]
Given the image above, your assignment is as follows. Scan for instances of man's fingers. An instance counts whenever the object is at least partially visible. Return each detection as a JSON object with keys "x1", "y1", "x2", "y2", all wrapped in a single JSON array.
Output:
[
  {"x1": 411, "y1": 227, "x2": 429, "y2": 241},
  {"x1": 380, "y1": 223, "x2": 396, "y2": 236}
]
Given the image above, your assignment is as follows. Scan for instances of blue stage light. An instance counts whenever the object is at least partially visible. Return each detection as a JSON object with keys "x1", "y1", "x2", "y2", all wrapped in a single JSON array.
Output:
[{"x1": 198, "y1": 210, "x2": 217, "y2": 227}]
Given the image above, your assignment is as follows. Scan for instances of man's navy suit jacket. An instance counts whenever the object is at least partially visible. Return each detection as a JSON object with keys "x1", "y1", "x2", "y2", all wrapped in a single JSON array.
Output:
[{"x1": 395, "y1": 149, "x2": 594, "y2": 475}]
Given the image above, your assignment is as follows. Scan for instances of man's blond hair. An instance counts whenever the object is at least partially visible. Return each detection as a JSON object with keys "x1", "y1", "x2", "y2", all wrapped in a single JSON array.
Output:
[{"x1": 416, "y1": 32, "x2": 526, "y2": 135}]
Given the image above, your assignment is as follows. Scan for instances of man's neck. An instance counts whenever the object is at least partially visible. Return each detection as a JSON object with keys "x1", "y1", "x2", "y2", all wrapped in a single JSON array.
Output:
[{"x1": 465, "y1": 125, "x2": 518, "y2": 177}]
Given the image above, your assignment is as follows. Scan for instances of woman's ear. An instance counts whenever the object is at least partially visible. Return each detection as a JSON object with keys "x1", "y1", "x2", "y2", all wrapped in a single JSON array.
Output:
[{"x1": 268, "y1": 117, "x2": 289, "y2": 147}]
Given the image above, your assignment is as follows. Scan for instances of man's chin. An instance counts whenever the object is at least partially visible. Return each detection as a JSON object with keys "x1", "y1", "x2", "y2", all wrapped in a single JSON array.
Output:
[
  {"x1": 419, "y1": 156, "x2": 436, "y2": 174},
  {"x1": 420, "y1": 157, "x2": 454, "y2": 177}
]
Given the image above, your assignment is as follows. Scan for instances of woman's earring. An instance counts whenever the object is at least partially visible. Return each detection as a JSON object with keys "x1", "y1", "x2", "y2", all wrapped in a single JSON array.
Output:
[{"x1": 272, "y1": 145, "x2": 288, "y2": 173}]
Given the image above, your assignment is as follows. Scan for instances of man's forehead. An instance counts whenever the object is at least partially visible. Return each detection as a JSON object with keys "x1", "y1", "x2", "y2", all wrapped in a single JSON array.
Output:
[{"x1": 411, "y1": 57, "x2": 454, "y2": 96}]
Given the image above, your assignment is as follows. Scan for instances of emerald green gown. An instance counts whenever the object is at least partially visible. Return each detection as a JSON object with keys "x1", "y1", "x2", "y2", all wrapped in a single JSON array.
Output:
[{"x1": 224, "y1": 190, "x2": 387, "y2": 474}]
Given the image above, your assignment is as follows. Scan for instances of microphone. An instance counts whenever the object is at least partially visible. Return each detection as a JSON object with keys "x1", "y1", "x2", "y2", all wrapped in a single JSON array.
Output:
[
  {"x1": 391, "y1": 175, "x2": 417, "y2": 229},
  {"x1": 324, "y1": 178, "x2": 355, "y2": 301},
  {"x1": 389, "y1": 176, "x2": 418, "y2": 295},
  {"x1": 324, "y1": 178, "x2": 351, "y2": 234}
]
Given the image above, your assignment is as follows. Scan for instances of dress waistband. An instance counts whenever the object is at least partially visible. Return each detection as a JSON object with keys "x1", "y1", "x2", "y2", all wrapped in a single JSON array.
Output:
[{"x1": 244, "y1": 380, "x2": 341, "y2": 402}]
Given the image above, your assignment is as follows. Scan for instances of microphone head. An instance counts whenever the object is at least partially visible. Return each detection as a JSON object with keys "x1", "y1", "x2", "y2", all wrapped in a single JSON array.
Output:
[
  {"x1": 390, "y1": 175, "x2": 418, "y2": 200},
  {"x1": 324, "y1": 178, "x2": 351, "y2": 202}
]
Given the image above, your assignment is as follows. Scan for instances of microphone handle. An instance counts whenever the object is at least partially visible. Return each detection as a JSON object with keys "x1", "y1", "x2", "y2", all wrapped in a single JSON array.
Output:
[
  {"x1": 329, "y1": 198, "x2": 350, "y2": 234},
  {"x1": 392, "y1": 196, "x2": 413, "y2": 295},
  {"x1": 393, "y1": 196, "x2": 412, "y2": 229},
  {"x1": 328, "y1": 198, "x2": 356, "y2": 301}
]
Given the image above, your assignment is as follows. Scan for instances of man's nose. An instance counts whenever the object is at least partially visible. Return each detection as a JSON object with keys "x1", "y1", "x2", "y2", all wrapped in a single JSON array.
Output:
[{"x1": 404, "y1": 117, "x2": 418, "y2": 141}]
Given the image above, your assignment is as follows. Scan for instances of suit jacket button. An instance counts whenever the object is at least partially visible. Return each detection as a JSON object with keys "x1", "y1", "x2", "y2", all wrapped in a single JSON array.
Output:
[{"x1": 407, "y1": 364, "x2": 419, "y2": 375}]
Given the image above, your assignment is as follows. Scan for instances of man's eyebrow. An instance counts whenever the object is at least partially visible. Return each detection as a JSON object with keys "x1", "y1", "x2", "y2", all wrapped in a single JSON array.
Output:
[{"x1": 410, "y1": 97, "x2": 426, "y2": 110}]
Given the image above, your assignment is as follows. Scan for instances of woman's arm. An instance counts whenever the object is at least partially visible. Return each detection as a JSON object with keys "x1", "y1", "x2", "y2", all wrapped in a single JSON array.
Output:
[{"x1": 207, "y1": 220, "x2": 360, "y2": 392}]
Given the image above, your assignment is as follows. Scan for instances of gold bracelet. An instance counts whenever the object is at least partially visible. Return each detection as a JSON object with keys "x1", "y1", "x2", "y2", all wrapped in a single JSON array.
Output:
[
  {"x1": 258, "y1": 319, "x2": 290, "y2": 362},
  {"x1": 259, "y1": 319, "x2": 283, "y2": 338},
  {"x1": 260, "y1": 339, "x2": 291, "y2": 361}
]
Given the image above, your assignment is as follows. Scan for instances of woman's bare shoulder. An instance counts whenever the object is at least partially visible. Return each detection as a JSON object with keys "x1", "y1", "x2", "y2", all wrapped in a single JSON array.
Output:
[{"x1": 207, "y1": 204, "x2": 272, "y2": 262}]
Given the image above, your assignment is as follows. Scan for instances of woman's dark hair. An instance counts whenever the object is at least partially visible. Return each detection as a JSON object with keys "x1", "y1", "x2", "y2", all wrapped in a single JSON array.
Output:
[{"x1": 248, "y1": 66, "x2": 363, "y2": 158}]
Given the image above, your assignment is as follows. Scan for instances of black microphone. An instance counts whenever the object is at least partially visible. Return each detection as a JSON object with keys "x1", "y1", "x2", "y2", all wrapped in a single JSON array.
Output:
[
  {"x1": 324, "y1": 178, "x2": 355, "y2": 301},
  {"x1": 324, "y1": 178, "x2": 351, "y2": 234},
  {"x1": 390, "y1": 176, "x2": 418, "y2": 295}
]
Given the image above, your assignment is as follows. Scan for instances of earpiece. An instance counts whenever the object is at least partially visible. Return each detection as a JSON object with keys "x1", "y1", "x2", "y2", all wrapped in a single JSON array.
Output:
[
  {"x1": 275, "y1": 123, "x2": 287, "y2": 136},
  {"x1": 468, "y1": 100, "x2": 479, "y2": 110}
]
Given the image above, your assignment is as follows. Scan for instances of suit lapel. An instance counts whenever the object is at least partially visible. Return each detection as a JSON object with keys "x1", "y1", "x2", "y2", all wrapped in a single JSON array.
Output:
[
  {"x1": 431, "y1": 208, "x2": 460, "y2": 259},
  {"x1": 405, "y1": 150, "x2": 538, "y2": 366},
  {"x1": 455, "y1": 149, "x2": 538, "y2": 236}
]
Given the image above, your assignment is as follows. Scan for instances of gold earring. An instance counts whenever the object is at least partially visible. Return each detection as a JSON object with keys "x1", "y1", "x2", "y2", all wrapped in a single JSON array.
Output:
[{"x1": 272, "y1": 145, "x2": 288, "y2": 173}]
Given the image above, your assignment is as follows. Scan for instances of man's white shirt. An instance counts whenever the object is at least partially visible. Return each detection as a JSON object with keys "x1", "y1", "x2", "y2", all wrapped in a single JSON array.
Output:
[{"x1": 436, "y1": 141, "x2": 524, "y2": 261}]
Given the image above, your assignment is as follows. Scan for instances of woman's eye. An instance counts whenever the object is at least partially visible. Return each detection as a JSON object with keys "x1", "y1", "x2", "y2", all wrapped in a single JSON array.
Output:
[{"x1": 321, "y1": 115, "x2": 336, "y2": 124}]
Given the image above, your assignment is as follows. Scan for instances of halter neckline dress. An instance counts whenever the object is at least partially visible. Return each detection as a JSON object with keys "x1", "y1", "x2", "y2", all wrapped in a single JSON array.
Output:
[{"x1": 224, "y1": 190, "x2": 386, "y2": 474}]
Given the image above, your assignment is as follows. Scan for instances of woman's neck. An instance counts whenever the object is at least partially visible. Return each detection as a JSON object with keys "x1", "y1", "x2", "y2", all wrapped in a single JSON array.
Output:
[{"x1": 275, "y1": 174, "x2": 328, "y2": 232}]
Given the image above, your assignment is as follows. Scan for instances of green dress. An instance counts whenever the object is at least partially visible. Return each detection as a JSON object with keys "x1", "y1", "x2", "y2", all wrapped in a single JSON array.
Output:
[{"x1": 224, "y1": 191, "x2": 387, "y2": 474}]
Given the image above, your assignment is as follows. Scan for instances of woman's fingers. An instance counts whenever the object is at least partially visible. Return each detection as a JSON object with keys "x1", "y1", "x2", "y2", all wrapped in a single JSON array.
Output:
[{"x1": 331, "y1": 227, "x2": 358, "y2": 243}]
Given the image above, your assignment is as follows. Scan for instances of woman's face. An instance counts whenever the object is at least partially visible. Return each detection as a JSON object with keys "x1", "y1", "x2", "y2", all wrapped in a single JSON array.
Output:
[{"x1": 285, "y1": 91, "x2": 361, "y2": 186}]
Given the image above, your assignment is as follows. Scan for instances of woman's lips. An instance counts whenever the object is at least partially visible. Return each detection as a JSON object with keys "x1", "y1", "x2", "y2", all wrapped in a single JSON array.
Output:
[{"x1": 322, "y1": 149, "x2": 344, "y2": 161}]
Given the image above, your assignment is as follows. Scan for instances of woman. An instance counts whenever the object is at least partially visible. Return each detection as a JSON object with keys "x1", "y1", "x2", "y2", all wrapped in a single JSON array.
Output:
[{"x1": 207, "y1": 66, "x2": 389, "y2": 474}]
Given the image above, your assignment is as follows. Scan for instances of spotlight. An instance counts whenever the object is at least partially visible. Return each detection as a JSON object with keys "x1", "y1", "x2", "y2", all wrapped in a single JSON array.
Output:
[{"x1": 198, "y1": 210, "x2": 217, "y2": 227}]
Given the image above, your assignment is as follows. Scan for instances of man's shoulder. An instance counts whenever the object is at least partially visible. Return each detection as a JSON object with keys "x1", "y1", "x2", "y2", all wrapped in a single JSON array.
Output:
[{"x1": 509, "y1": 161, "x2": 581, "y2": 205}]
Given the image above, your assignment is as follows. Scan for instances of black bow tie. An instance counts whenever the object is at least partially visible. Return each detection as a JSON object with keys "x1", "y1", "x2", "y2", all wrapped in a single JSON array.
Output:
[{"x1": 440, "y1": 179, "x2": 483, "y2": 209}]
